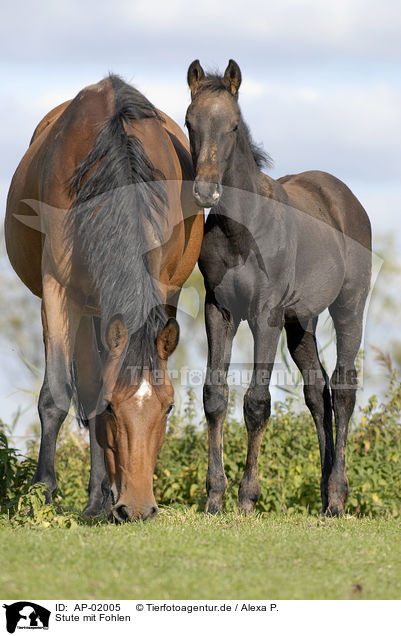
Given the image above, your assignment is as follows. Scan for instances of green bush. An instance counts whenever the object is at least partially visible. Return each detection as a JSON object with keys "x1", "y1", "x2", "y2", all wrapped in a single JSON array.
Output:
[
  {"x1": 1, "y1": 375, "x2": 401, "y2": 524},
  {"x1": 0, "y1": 420, "x2": 85, "y2": 527},
  {"x1": 0, "y1": 422, "x2": 36, "y2": 516},
  {"x1": 154, "y1": 377, "x2": 401, "y2": 517}
]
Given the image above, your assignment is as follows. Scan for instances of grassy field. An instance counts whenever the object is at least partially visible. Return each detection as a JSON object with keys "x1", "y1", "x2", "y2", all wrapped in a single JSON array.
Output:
[
  {"x1": 1, "y1": 508, "x2": 400, "y2": 600},
  {"x1": 2, "y1": 384, "x2": 401, "y2": 601}
]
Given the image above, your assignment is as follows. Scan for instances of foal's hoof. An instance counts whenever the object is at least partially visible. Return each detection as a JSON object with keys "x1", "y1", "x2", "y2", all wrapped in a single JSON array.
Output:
[
  {"x1": 238, "y1": 499, "x2": 256, "y2": 514},
  {"x1": 325, "y1": 502, "x2": 345, "y2": 517},
  {"x1": 205, "y1": 495, "x2": 223, "y2": 515},
  {"x1": 327, "y1": 477, "x2": 348, "y2": 517}
]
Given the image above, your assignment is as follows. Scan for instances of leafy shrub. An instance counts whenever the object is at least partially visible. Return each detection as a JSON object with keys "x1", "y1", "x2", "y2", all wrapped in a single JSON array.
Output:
[
  {"x1": 154, "y1": 396, "x2": 323, "y2": 513},
  {"x1": 154, "y1": 378, "x2": 401, "y2": 517},
  {"x1": 347, "y1": 374, "x2": 401, "y2": 516},
  {"x1": 52, "y1": 425, "x2": 91, "y2": 511},
  {"x1": 10, "y1": 483, "x2": 80, "y2": 528},
  {"x1": 0, "y1": 422, "x2": 36, "y2": 516},
  {"x1": 1, "y1": 374, "x2": 401, "y2": 524}
]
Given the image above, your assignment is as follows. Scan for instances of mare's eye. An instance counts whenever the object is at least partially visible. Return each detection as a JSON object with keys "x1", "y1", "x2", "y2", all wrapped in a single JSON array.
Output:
[
  {"x1": 105, "y1": 402, "x2": 115, "y2": 416},
  {"x1": 166, "y1": 404, "x2": 175, "y2": 416}
]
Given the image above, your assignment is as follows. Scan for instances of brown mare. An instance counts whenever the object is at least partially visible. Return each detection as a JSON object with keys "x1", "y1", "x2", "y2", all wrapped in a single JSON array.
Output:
[{"x1": 5, "y1": 75, "x2": 203, "y2": 522}]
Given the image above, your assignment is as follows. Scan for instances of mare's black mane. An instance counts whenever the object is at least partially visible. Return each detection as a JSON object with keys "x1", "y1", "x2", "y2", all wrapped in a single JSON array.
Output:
[{"x1": 69, "y1": 74, "x2": 168, "y2": 388}]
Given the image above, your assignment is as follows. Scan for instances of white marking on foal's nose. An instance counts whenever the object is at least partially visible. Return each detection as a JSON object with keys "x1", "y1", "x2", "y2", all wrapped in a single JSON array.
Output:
[
  {"x1": 135, "y1": 379, "x2": 152, "y2": 406},
  {"x1": 212, "y1": 190, "x2": 220, "y2": 200}
]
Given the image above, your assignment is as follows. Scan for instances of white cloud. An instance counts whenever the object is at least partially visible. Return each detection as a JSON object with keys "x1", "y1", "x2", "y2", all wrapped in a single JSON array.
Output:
[
  {"x1": 1, "y1": 0, "x2": 399, "y2": 233},
  {"x1": 1, "y1": 0, "x2": 400, "y2": 66},
  {"x1": 1, "y1": 71, "x2": 399, "y2": 196},
  {"x1": 240, "y1": 79, "x2": 401, "y2": 181}
]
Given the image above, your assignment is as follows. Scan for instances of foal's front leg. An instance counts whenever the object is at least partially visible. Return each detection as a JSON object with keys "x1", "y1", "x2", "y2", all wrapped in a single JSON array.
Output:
[
  {"x1": 203, "y1": 294, "x2": 238, "y2": 514},
  {"x1": 239, "y1": 317, "x2": 281, "y2": 513}
]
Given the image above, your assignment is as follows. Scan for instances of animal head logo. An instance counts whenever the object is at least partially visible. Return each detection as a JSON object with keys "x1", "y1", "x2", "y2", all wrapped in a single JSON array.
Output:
[{"x1": 2, "y1": 602, "x2": 50, "y2": 633}]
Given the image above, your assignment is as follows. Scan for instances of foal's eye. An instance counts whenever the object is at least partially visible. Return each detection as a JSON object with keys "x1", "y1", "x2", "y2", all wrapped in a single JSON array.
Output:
[{"x1": 232, "y1": 124, "x2": 238, "y2": 132}]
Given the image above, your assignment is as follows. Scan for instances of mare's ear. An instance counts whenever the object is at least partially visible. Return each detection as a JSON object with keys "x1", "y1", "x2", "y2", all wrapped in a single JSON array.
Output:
[
  {"x1": 223, "y1": 59, "x2": 242, "y2": 96},
  {"x1": 187, "y1": 60, "x2": 205, "y2": 96},
  {"x1": 105, "y1": 314, "x2": 129, "y2": 356},
  {"x1": 156, "y1": 318, "x2": 180, "y2": 360}
]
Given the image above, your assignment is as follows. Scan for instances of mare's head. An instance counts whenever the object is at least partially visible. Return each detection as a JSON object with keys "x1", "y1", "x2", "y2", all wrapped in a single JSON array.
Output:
[{"x1": 96, "y1": 315, "x2": 179, "y2": 523}]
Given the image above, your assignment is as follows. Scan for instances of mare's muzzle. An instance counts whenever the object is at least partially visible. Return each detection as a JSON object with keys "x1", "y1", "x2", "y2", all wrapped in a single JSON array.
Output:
[{"x1": 112, "y1": 502, "x2": 159, "y2": 523}]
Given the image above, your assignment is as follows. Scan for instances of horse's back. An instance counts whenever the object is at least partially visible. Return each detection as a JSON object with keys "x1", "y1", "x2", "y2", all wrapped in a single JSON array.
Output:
[
  {"x1": 29, "y1": 100, "x2": 72, "y2": 146},
  {"x1": 5, "y1": 76, "x2": 202, "y2": 299},
  {"x1": 5, "y1": 79, "x2": 117, "y2": 296},
  {"x1": 278, "y1": 170, "x2": 371, "y2": 250},
  {"x1": 276, "y1": 170, "x2": 371, "y2": 313}
]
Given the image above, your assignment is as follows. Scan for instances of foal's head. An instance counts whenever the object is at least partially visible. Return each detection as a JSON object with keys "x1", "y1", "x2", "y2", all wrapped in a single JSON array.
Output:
[
  {"x1": 185, "y1": 59, "x2": 243, "y2": 207},
  {"x1": 96, "y1": 315, "x2": 179, "y2": 523}
]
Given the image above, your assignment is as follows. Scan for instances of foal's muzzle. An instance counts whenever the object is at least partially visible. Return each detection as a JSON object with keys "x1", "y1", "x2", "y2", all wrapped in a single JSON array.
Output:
[{"x1": 193, "y1": 179, "x2": 222, "y2": 207}]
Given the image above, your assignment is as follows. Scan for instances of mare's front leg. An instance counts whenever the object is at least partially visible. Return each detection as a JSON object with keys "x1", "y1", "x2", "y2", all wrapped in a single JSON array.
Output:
[
  {"x1": 203, "y1": 293, "x2": 238, "y2": 514},
  {"x1": 239, "y1": 316, "x2": 281, "y2": 513},
  {"x1": 32, "y1": 273, "x2": 80, "y2": 501},
  {"x1": 73, "y1": 316, "x2": 111, "y2": 517}
]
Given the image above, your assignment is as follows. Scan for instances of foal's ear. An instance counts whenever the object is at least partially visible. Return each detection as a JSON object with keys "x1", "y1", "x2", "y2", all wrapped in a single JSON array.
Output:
[
  {"x1": 223, "y1": 59, "x2": 242, "y2": 96},
  {"x1": 187, "y1": 60, "x2": 205, "y2": 96},
  {"x1": 105, "y1": 314, "x2": 129, "y2": 355},
  {"x1": 156, "y1": 318, "x2": 180, "y2": 360}
]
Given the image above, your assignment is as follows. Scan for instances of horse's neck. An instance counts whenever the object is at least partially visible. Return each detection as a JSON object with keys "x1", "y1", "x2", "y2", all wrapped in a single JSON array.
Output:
[{"x1": 217, "y1": 146, "x2": 287, "y2": 235}]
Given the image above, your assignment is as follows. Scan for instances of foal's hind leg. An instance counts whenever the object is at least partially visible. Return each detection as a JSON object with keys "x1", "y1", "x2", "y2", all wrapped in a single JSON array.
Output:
[
  {"x1": 73, "y1": 317, "x2": 111, "y2": 517},
  {"x1": 285, "y1": 319, "x2": 334, "y2": 514},
  {"x1": 327, "y1": 290, "x2": 367, "y2": 516},
  {"x1": 32, "y1": 275, "x2": 81, "y2": 501}
]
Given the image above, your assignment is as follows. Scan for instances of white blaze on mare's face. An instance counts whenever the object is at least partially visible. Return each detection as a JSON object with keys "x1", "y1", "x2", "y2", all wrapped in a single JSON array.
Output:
[{"x1": 135, "y1": 379, "x2": 152, "y2": 407}]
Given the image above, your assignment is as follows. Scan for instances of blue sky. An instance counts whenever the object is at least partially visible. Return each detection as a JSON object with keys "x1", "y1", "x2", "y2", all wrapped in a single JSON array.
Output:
[
  {"x1": 0, "y1": 0, "x2": 400, "y2": 436},
  {"x1": 1, "y1": 1, "x2": 400, "y2": 227}
]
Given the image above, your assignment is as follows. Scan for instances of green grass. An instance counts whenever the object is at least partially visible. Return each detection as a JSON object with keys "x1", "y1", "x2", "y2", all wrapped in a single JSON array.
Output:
[{"x1": 1, "y1": 508, "x2": 400, "y2": 599}]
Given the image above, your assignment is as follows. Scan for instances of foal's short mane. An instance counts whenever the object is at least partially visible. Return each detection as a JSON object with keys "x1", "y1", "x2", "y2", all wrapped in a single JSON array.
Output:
[
  {"x1": 69, "y1": 74, "x2": 168, "y2": 387},
  {"x1": 193, "y1": 73, "x2": 273, "y2": 171}
]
